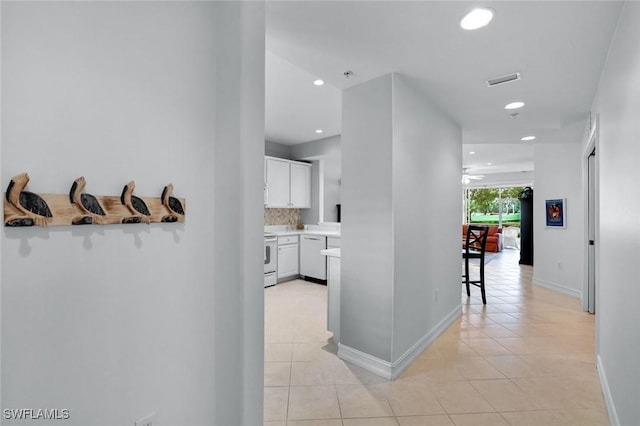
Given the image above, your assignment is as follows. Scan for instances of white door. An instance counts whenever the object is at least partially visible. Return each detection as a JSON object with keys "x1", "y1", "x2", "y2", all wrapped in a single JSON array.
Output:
[
  {"x1": 290, "y1": 162, "x2": 311, "y2": 208},
  {"x1": 266, "y1": 158, "x2": 290, "y2": 207}
]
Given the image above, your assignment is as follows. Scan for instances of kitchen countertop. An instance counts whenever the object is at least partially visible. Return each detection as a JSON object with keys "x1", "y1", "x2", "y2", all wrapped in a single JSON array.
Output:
[
  {"x1": 275, "y1": 230, "x2": 341, "y2": 237},
  {"x1": 321, "y1": 248, "x2": 341, "y2": 258},
  {"x1": 265, "y1": 225, "x2": 340, "y2": 238}
]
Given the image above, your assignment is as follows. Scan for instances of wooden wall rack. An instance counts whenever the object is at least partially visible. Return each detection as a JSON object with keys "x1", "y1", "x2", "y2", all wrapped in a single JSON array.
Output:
[{"x1": 4, "y1": 173, "x2": 185, "y2": 227}]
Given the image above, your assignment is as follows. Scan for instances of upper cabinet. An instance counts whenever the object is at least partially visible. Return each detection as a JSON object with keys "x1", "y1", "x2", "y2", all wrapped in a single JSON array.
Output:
[
  {"x1": 289, "y1": 162, "x2": 311, "y2": 208},
  {"x1": 265, "y1": 157, "x2": 291, "y2": 207},
  {"x1": 265, "y1": 156, "x2": 311, "y2": 208}
]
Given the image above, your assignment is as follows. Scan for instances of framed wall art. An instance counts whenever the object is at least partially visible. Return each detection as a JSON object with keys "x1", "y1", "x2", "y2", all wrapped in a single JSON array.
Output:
[{"x1": 545, "y1": 198, "x2": 566, "y2": 228}]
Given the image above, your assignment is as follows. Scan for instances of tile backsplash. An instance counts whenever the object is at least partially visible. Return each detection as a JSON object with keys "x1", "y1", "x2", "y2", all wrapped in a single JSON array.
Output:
[{"x1": 264, "y1": 208, "x2": 300, "y2": 226}]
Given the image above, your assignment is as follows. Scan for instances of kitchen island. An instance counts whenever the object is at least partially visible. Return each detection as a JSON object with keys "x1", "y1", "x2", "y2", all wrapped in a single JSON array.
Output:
[{"x1": 321, "y1": 247, "x2": 341, "y2": 343}]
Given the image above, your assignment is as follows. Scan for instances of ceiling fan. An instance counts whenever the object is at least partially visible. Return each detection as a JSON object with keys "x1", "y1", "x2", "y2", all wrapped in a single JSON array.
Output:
[{"x1": 462, "y1": 168, "x2": 484, "y2": 185}]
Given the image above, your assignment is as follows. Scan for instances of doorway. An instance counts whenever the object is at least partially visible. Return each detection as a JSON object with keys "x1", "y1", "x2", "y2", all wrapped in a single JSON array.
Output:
[
  {"x1": 463, "y1": 186, "x2": 524, "y2": 256},
  {"x1": 584, "y1": 116, "x2": 598, "y2": 315},
  {"x1": 587, "y1": 148, "x2": 596, "y2": 314}
]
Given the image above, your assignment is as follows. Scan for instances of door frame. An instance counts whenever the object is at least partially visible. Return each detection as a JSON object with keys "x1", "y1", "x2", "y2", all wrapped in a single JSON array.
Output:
[{"x1": 582, "y1": 116, "x2": 599, "y2": 314}]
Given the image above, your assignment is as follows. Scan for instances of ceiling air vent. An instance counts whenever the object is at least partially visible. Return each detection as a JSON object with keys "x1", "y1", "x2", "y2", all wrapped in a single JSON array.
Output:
[{"x1": 487, "y1": 72, "x2": 521, "y2": 87}]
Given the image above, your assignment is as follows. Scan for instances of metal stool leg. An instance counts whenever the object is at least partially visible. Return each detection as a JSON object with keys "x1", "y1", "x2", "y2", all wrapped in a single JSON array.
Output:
[
  {"x1": 479, "y1": 257, "x2": 487, "y2": 305},
  {"x1": 465, "y1": 257, "x2": 471, "y2": 297}
]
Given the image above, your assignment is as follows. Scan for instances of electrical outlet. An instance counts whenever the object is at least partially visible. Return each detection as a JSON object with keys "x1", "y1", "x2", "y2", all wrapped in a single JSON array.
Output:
[
  {"x1": 135, "y1": 412, "x2": 156, "y2": 426},
  {"x1": 434, "y1": 288, "x2": 439, "y2": 302}
]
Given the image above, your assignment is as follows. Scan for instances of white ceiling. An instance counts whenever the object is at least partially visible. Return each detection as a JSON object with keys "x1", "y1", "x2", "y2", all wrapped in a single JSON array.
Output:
[
  {"x1": 265, "y1": 51, "x2": 341, "y2": 144},
  {"x1": 265, "y1": 1, "x2": 622, "y2": 179}
]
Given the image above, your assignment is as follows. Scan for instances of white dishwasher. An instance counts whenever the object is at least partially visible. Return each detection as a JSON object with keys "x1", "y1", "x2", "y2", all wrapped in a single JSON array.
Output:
[{"x1": 300, "y1": 235, "x2": 327, "y2": 281}]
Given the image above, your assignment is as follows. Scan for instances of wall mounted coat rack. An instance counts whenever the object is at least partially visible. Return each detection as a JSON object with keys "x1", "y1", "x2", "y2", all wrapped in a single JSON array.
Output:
[{"x1": 4, "y1": 173, "x2": 186, "y2": 227}]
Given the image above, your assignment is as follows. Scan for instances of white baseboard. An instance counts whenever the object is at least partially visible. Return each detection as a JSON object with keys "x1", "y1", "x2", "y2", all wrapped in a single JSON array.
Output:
[
  {"x1": 391, "y1": 304, "x2": 461, "y2": 378},
  {"x1": 337, "y1": 344, "x2": 394, "y2": 380},
  {"x1": 532, "y1": 276, "x2": 581, "y2": 299},
  {"x1": 338, "y1": 304, "x2": 461, "y2": 380},
  {"x1": 597, "y1": 354, "x2": 619, "y2": 426}
]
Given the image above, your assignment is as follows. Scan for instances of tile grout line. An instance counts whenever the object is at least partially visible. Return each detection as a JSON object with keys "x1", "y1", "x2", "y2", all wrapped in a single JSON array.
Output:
[
  {"x1": 266, "y1": 250, "x2": 606, "y2": 426},
  {"x1": 285, "y1": 354, "x2": 293, "y2": 423}
]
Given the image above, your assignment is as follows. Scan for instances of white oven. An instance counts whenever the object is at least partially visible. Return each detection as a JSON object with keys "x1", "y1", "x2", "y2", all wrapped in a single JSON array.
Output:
[{"x1": 264, "y1": 232, "x2": 277, "y2": 287}]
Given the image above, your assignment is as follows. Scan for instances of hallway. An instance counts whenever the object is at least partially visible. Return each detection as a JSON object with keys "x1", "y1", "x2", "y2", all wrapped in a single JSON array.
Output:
[{"x1": 264, "y1": 249, "x2": 608, "y2": 425}]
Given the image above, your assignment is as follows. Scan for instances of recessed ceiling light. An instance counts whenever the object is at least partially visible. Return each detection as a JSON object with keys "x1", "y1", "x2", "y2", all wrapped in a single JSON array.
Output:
[
  {"x1": 315, "y1": 129, "x2": 323, "y2": 134},
  {"x1": 505, "y1": 101, "x2": 525, "y2": 110},
  {"x1": 313, "y1": 79, "x2": 325, "y2": 86},
  {"x1": 521, "y1": 136, "x2": 536, "y2": 141},
  {"x1": 487, "y1": 162, "x2": 492, "y2": 166},
  {"x1": 469, "y1": 151, "x2": 476, "y2": 155},
  {"x1": 460, "y1": 8, "x2": 494, "y2": 30}
]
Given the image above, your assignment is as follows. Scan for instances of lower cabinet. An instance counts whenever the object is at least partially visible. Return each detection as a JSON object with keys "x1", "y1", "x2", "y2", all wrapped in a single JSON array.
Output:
[
  {"x1": 274, "y1": 233, "x2": 334, "y2": 282},
  {"x1": 277, "y1": 236, "x2": 299, "y2": 279},
  {"x1": 300, "y1": 235, "x2": 327, "y2": 280}
]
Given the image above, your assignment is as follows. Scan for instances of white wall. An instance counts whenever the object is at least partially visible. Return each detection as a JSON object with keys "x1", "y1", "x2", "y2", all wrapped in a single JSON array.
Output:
[
  {"x1": 214, "y1": 4, "x2": 265, "y2": 425},
  {"x1": 322, "y1": 154, "x2": 341, "y2": 222},
  {"x1": 300, "y1": 160, "x2": 320, "y2": 225},
  {"x1": 391, "y1": 74, "x2": 461, "y2": 360},
  {"x1": 1, "y1": 2, "x2": 264, "y2": 425},
  {"x1": 590, "y1": 3, "x2": 640, "y2": 424},
  {"x1": 0, "y1": 1, "x2": 3, "y2": 410},
  {"x1": 341, "y1": 73, "x2": 461, "y2": 368},
  {"x1": 291, "y1": 135, "x2": 342, "y2": 224},
  {"x1": 265, "y1": 140, "x2": 292, "y2": 159},
  {"x1": 290, "y1": 134, "x2": 340, "y2": 160},
  {"x1": 342, "y1": 74, "x2": 394, "y2": 361},
  {"x1": 532, "y1": 143, "x2": 584, "y2": 299}
]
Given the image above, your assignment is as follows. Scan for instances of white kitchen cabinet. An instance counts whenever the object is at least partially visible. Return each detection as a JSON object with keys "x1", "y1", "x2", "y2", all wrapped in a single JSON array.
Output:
[
  {"x1": 277, "y1": 235, "x2": 299, "y2": 279},
  {"x1": 265, "y1": 157, "x2": 291, "y2": 208},
  {"x1": 265, "y1": 156, "x2": 311, "y2": 208},
  {"x1": 300, "y1": 235, "x2": 327, "y2": 280},
  {"x1": 290, "y1": 162, "x2": 311, "y2": 208}
]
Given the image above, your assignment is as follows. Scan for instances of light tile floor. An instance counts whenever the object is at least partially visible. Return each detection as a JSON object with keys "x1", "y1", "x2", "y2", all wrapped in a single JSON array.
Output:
[{"x1": 264, "y1": 249, "x2": 609, "y2": 426}]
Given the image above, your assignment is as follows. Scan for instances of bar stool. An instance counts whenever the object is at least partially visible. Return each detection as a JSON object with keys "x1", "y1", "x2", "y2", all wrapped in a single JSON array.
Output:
[{"x1": 462, "y1": 225, "x2": 489, "y2": 304}]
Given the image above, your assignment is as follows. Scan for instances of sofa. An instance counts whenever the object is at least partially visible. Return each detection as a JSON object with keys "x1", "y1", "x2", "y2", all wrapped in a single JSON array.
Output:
[{"x1": 462, "y1": 224, "x2": 503, "y2": 252}]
